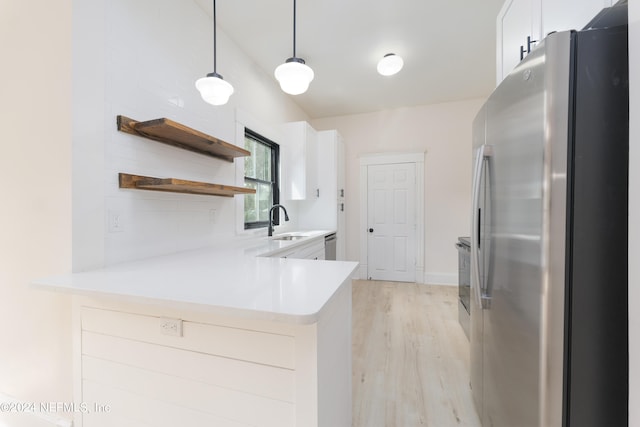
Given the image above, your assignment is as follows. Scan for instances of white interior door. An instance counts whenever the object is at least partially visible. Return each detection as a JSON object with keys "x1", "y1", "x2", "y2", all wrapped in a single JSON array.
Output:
[{"x1": 367, "y1": 163, "x2": 416, "y2": 282}]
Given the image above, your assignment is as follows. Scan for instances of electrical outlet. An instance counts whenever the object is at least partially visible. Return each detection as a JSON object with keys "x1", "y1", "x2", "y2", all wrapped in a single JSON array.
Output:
[
  {"x1": 159, "y1": 317, "x2": 183, "y2": 337},
  {"x1": 107, "y1": 210, "x2": 124, "y2": 233}
]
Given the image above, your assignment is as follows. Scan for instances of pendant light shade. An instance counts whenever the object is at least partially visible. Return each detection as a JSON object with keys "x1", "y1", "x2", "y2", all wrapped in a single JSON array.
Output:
[
  {"x1": 196, "y1": 72, "x2": 234, "y2": 106},
  {"x1": 275, "y1": 0, "x2": 313, "y2": 95},
  {"x1": 377, "y1": 53, "x2": 404, "y2": 76},
  {"x1": 196, "y1": 0, "x2": 234, "y2": 105},
  {"x1": 275, "y1": 58, "x2": 314, "y2": 95}
]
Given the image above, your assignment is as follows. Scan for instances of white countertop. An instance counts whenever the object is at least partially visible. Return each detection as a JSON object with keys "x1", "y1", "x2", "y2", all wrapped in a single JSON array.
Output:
[{"x1": 32, "y1": 230, "x2": 358, "y2": 324}]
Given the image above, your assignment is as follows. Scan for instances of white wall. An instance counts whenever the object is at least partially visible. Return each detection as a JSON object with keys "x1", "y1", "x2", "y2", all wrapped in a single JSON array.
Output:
[
  {"x1": 629, "y1": 0, "x2": 639, "y2": 423},
  {"x1": 73, "y1": 0, "x2": 309, "y2": 270},
  {"x1": 312, "y1": 99, "x2": 484, "y2": 284},
  {"x1": 0, "y1": 0, "x2": 74, "y2": 425}
]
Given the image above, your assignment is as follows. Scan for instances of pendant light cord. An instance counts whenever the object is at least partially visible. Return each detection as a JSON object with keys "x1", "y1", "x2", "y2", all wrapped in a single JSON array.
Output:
[
  {"x1": 292, "y1": 0, "x2": 296, "y2": 58},
  {"x1": 213, "y1": 0, "x2": 217, "y2": 73}
]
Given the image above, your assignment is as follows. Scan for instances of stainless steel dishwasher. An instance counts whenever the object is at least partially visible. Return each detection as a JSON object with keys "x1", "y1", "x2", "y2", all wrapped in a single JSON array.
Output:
[{"x1": 324, "y1": 233, "x2": 337, "y2": 260}]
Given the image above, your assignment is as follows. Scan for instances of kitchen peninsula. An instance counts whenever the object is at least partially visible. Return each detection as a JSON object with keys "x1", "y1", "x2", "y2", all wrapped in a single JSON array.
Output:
[{"x1": 33, "y1": 232, "x2": 358, "y2": 427}]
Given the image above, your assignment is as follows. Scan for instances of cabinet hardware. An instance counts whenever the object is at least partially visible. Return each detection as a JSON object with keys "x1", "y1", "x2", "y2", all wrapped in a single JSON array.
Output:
[{"x1": 520, "y1": 35, "x2": 538, "y2": 61}]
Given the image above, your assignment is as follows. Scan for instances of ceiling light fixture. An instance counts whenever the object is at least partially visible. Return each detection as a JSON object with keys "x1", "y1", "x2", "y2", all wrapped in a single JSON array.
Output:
[
  {"x1": 196, "y1": 0, "x2": 234, "y2": 106},
  {"x1": 377, "y1": 53, "x2": 404, "y2": 76},
  {"x1": 274, "y1": 0, "x2": 314, "y2": 95}
]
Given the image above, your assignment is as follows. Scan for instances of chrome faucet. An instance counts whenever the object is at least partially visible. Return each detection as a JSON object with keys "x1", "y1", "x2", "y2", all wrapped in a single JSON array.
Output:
[{"x1": 268, "y1": 204, "x2": 290, "y2": 237}]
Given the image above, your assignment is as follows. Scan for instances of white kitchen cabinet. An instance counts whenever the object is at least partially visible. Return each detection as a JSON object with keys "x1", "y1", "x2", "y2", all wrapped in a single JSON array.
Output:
[
  {"x1": 497, "y1": 0, "x2": 612, "y2": 83},
  {"x1": 497, "y1": 0, "x2": 541, "y2": 84},
  {"x1": 298, "y1": 130, "x2": 346, "y2": 260},
  {"x1": 74, "y1": 280, "x2": 352, "y2": 427},
  {"x1": 336, "y1": 133, "x2": 346, "y2": 261},
  {"x1": 267, "y1": 237, "x2": 326, "y2": 260},
  {"x1": 277, "y1": 238, "x2": 325, "y2": 260},
  {"x1": 541, "y1": 0, "x2": 612, "y2": 36},
  {"x1": 282, "y1": 121, "x2": 318, "y2": 201}
]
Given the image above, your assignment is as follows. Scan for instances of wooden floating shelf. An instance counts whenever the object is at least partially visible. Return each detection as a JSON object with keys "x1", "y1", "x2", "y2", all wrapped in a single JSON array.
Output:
[
  {"x1": 117, "y1": 115, "x2": 250, "y2": 163},
  {"x1": 119, "y1": 173, "x2": 256, "y2": 198}
]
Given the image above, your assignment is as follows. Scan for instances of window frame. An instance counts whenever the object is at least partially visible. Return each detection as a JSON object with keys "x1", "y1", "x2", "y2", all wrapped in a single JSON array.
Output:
[{"x1": 243, "y1": 128, "x2": 280, "y2": 230}]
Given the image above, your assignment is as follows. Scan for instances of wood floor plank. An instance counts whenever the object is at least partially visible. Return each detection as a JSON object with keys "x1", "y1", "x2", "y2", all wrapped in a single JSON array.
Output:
[{"x1": 352, "y1": 280, "x2": 480, "y2": 427}]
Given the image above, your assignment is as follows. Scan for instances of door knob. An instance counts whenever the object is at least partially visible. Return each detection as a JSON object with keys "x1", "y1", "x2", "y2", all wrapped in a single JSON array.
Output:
[{"x1": 369, "y1": 228, "x2": 374, "y2": 233}]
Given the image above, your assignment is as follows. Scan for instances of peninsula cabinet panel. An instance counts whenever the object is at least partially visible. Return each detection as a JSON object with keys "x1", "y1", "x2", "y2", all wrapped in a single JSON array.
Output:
[
  {"x1": 82, "y1": 331, "x2": 295, "y2": 402},
  {"x1": 81, "y1": 307, "x2": 295, "y2": 369},
  {"x1": 83, "y1": 380, "x2": 252, "y2": 427},
  {"x1": 75, "y1": 281, "x2": 352, "y2": 427},
  {"x1": 82, "y1": 357, "x2": 294, "y2": 427}
]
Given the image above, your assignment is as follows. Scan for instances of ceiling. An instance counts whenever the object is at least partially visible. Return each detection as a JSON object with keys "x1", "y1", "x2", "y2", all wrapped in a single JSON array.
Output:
[{"x1": 195, "y1": 0, "x2": 506, "y2": 119}]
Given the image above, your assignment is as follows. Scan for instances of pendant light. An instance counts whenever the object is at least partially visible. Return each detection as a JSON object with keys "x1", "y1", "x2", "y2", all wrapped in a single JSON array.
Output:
[
  {"x1": 274, "y1": 0, "x2": 314, "y2": 95},
  {"x1": 196, "y1": 0, "x2": 234, "y2": 106}
]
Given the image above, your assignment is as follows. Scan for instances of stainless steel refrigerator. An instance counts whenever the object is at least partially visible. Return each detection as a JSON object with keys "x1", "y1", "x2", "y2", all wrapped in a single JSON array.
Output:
[{"x1": 470, "y1": 3, "x2": 628, "y2": 427}]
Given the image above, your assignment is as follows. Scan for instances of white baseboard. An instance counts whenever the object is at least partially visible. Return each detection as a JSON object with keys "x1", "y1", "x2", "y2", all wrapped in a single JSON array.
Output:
[
  {"x1": 424, "y1": 273, "x2": 458, "y2": 286},
  {"x1": 354, "y1": 267, "x2": 456, "y2": 286}
]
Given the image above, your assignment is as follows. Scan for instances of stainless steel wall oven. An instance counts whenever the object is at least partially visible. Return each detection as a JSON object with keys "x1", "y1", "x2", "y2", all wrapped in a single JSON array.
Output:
[{"x1": 455, "y1": 237, "x2": 470, "y2": 339}]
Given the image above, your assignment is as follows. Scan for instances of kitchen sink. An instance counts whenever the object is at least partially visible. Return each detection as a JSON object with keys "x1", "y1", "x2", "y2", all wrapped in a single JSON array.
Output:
[{"x1": 272, "y1": 235, "x2": 306, "y2": 241}]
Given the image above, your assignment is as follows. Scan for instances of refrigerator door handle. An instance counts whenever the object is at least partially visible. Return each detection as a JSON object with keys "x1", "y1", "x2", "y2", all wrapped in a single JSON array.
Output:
[{"x1": 471, "y1": 144, "x2": 492, "y2": 309}]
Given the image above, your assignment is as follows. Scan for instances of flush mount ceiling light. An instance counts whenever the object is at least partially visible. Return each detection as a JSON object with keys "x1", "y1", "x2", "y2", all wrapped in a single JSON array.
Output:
[
  {"x1": 377, "y1": 53, "x2": 404, "y2": 76},
  {"x1": 196, "y1": 0, "x2": 234, "y2": 106},
  {"x1": 274, "y1": 0, "x2": 314, "y2": 95}
]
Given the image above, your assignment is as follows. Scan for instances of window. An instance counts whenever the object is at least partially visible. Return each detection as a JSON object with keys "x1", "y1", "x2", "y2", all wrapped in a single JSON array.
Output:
[{"x1": 244, "y1": 129, "x2": 280, "y2": 229}]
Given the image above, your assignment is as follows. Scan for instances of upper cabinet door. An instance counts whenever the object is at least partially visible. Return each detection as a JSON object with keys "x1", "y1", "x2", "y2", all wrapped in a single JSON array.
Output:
[
  {"x1": 541, "y1": 0, "x2": 612, "y2": 36},
  {"x1": 497, "y1": 0, "x2": 542, "y2": 84},
  {"x1": 337, "y1": 133, "x2": 345, "y2": 201},
  {"x1": 281, "y1": 121, "x2": 318, "y2": 201}
]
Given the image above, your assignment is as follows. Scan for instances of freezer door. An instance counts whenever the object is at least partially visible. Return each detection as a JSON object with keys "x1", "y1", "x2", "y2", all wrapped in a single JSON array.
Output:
[{"x1": 481, "y1": 32, "x2": 571, "y2": 427}]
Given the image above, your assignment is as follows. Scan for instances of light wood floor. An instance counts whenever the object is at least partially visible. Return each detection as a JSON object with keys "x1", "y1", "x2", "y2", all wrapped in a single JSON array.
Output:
[{"x1": 352, "y1": 280, "x2": 481, "y2": 427}]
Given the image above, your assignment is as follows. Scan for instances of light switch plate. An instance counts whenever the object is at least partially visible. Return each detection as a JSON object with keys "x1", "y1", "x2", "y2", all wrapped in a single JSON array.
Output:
[{"x1": 107, "y1": 210, "x2": 124, "y2": 233}]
